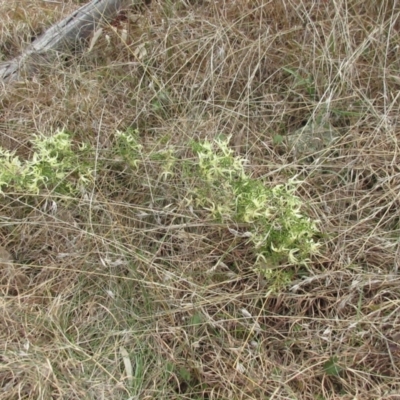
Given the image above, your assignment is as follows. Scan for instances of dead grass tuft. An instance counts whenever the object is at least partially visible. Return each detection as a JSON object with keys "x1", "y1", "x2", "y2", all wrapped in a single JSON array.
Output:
[{"x1": 1, "y1": 0, "x2": 400, "y2": 398}]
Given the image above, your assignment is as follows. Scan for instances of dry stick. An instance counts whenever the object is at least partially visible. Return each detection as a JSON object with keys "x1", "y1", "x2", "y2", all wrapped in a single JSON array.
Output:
[{"x1": 0, "y1": 0, "x2": 139, "y2": 82}]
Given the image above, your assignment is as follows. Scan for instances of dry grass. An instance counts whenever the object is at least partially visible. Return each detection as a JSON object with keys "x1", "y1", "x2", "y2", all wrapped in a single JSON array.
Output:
[{"x1": 1, "y1": 0, "x2": 400, "y2": 398}]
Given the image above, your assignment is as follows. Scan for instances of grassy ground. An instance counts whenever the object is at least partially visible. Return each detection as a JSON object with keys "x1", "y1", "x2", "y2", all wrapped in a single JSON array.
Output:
[{"x1": 1, "y1": 0, "x2": 400, "y2": 399}]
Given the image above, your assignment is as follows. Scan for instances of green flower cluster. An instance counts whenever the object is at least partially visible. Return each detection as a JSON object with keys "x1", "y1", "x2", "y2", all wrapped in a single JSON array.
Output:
[
  {"x1": 191, "y1": 135, "x2": 319, "y2": 272},
  {"x1": 0, "y1": 129, "x2": 320, "y2": 285},
  {"x1": 0, "y1": 130, "x2": 92, "y2": 195}
]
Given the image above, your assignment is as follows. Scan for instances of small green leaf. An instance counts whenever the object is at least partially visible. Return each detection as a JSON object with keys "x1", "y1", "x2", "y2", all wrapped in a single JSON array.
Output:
[
  {"x1": 189, "y1": 313, "x2": 203, "y2": 326},
  {"x1": 179, "y1": 366, "x2": 192, "y2": 382},
  {"x1": 273, "y1": 134, "x2": 284, "y2": 145},
  {"x1": 323, "y1": 356, "x2": 342, "y2": 376},
  {"x1": 165, "y1": 361, "x2": 175, "y2": 374}
]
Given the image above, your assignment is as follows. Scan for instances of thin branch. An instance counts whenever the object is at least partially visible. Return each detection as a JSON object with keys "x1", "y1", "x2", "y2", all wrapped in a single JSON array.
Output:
[{"x1": 0, "y1": 0, "x2": 137, "y2": 82}]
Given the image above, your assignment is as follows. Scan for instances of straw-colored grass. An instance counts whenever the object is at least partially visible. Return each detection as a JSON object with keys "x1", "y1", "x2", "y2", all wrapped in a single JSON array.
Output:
[{"x1": 1, "y1": 0, "x2": 400, "y2": 398}]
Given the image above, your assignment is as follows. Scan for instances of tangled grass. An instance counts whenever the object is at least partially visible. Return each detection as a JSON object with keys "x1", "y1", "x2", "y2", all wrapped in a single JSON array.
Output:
[{"x1": 1, "y1": 0, "x2": 400, "y2": 399}]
